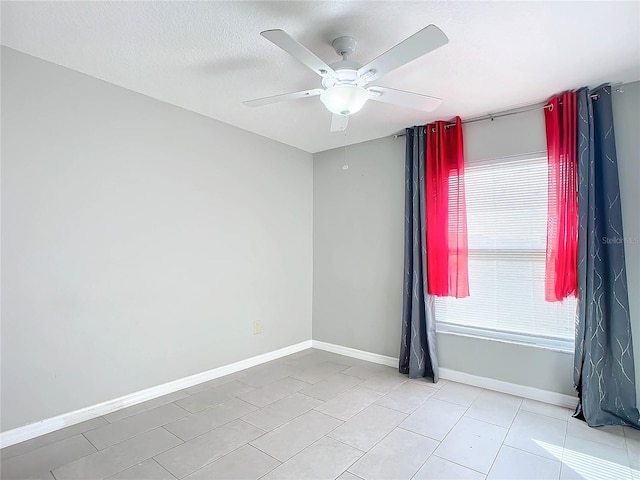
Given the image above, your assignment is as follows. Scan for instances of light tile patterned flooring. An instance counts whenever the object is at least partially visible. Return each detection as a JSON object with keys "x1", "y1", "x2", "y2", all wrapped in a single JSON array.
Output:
[{"x1": 1, "y1": 348, "x2": 639, "y2": 480}]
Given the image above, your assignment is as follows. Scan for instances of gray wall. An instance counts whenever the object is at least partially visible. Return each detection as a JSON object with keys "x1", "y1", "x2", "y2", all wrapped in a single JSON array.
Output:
[
  {"x1": 1, "y1": 47, "x2": 313, "y2": 431},
  {"x1": 313, "y1": 84, "x2": 640, "y2": 399},
  {"x1": 313, "y1": 137, "x2": 405, "y2": 356},
  {"x1": 613, "y1": 81, "x2": 640, "y2": 404}
]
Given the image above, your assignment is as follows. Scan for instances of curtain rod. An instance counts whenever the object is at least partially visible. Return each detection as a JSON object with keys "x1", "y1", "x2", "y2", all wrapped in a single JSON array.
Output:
[{"x1": 393, "y1": 86, "x2": 624, "y2": 138}]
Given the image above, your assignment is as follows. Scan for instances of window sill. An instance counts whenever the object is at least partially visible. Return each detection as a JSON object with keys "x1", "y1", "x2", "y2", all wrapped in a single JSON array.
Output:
[{"x1": 436, "y1": 323, "x2": 575, "y2": 354}]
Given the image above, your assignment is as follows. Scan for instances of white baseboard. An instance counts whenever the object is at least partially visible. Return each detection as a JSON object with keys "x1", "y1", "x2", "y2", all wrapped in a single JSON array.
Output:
[
  {"x1": 312, "y1": 341, "x2": 578, "y2": 409},
  {"x1": 0, "y1": 340, "x2": 312, "y2": 449},
  {"x1": 311, "y1": 340, "x2": 398, "y2": 367},
  {"x1": 438, "y1": 368, "x2": 578, "y2": 409},
  {"x1": 1, "y1": 338, "x2": 578, "y2": 449}
]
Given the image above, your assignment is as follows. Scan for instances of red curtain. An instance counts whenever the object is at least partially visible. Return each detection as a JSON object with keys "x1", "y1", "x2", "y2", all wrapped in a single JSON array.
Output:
[
  {"x1": 425, "y1": 117, "x2": 469, "y2": 298},
  {"x1": 544, "y1": 93, "x2": 578, "y2": 302}
]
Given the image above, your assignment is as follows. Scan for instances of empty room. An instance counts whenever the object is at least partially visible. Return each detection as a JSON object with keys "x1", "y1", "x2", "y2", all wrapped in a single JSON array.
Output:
[{"x1": 1, "y1": 1, "x2": 639, "y2": 479}]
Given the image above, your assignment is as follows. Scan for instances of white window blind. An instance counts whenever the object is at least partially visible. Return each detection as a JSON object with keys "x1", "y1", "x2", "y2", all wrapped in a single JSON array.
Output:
[{"x1": 435, "y1": 154, "x2": 576, "y2": 350}]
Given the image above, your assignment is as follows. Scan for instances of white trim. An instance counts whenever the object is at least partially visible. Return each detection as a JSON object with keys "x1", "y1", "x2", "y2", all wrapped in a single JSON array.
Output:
[
  {"x1": 311, "y1": 341, "x2": 577, "y2": 409},
  {"x1": 438, "y1": 368, "x2": 578, "y2": 409},
  {"x1": 0, "y1": 340, "x2": 312, "y2": 449},
  {"x1": 1, "y1": 339, "x2": 578, "y2": 448},
  {"x1": 311, "y1": 340, "x2": 398, "y2": 367},
  {"x1": 436, "y1": 324, "x2": 575, "y2": 354}
]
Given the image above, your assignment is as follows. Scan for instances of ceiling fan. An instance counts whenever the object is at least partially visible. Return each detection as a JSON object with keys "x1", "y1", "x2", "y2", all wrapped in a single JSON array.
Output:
[{"x1": 243, "y1": 25, "x2": 449, "y2": 132}]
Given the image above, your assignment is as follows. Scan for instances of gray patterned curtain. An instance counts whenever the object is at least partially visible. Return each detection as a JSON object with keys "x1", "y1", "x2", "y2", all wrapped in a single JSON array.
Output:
[
  {"x1": 574, "y1": 85, "x2": 640, "y2": 427},
  {"x1": 400, "y1": 126, "x2": 438, "y2": 381}
]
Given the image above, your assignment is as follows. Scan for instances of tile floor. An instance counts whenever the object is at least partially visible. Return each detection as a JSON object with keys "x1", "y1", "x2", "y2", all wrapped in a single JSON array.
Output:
[{"x1": 1, "y1": 348, "x2": 639, "y2": 480}]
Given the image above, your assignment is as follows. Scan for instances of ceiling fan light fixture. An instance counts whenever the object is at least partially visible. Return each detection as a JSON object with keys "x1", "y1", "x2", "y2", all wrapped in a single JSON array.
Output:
[{"x1": 320, "y1": 84, "x2": 368, "y2": 115}]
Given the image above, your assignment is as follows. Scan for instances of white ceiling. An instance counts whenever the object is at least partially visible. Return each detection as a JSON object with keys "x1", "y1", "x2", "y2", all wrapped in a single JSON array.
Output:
[{"x1": 2, "y1": 1, "x2": 639, "y2": 153}]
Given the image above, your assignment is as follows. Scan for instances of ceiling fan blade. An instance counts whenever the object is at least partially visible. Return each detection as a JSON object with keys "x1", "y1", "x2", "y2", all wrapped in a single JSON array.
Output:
[
  {"x1": 261, "y1": 29, "x2": 337, "y2": 78},
  {"x1": 330, "y1": 114, "x2": 349, "y2": 132},
  {"x1": 357, "y1": 25, "x2": 448, "y2": 84},
  {"x1": 367, "y1": 87, "x2": 442, "y2": 112},
  {"x1": 243, "y1": 89, "x2": 323, "y2": 107}
]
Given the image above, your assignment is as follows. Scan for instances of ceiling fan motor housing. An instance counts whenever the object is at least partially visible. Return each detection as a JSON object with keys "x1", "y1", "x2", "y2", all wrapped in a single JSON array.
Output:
[{"x1": 322, "y1": 60, "x2": 362, "y2": 88}]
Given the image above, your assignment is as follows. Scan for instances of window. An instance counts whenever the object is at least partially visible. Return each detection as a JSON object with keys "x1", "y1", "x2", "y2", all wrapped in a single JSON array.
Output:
[{"x1": 435, "y1": 153, "x2": 576, "y2": 351}]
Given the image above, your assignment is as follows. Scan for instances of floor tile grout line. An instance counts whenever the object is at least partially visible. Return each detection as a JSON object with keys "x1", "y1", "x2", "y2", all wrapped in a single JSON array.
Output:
[
  {"x1": 150, "y1": 457, "x2": 179, "y2": 480},
  {"x1": 516, "y1": 407, "x2": 572, "y2": 424},
  {"x1": 249, "y1": 440, "x2": 289, "y2": 465},
  {"x1": 248, "y1": 408, "x2": 349, "y2": 466},
  {"x1": 311, "y1": 407, "x2": 355, "y2": 423},
  {"x1": 146, "y1": 427, "x2": 205, "y2": 479},
  {"x1": 431, "y1": 452, "x2": 489, "y2": 476},
  {"x1": 436, "y1": 390, "x2": 479, "y2": 439},
  {"x1": 0, "y1": 418, "x2": 111, "y2": 462},
  {"x1": 324, "y1": 434, "x2": 367, "y2": 454},
  {"x1": 345, "y1": 470, "x2": 367, "y2": 480},
  {"x1": 80, "y1": 431, "x2": 100, "y2": 452},
  {"x1": 423, "y1": 388, "x2": 507, "y2": 477},
  {"x1": 338, "y1": 439, "x2": 369, "y2": 479},
  {"x1": 457, "y1": 391, "x2": 520, "y2": 478},
  {"x1": 183, "y1": 442, "x2": 282, "y2": 480},
  {"x1": 163, "y1": 396, "x2": 259, "y2": 436},
  {"x1": 234, "y1": 377, "x2": 313, "y2": 409},
  {"x1": 396, "y1": 425, "x2": 445, "y2": 443},
  {"x1": 241, "y1": 399, "x2": 330, "y2": 434},
  {"x1": 463, "y1": 395, "x2": 523, "y2": 431},
  {"x1": 296, "y1": 380, "x2": 368, "y2": 404},
  {"x1": 563, "y1": 431, "x2": 629, "y2": 451},
  {"x1": 157, "y1": 418, "x2": 265, "y2": 452},
  {"x1": 356, "y1": 382, "x2": 408, "y2": 396},
  {"x1": 300, "y1": 375, "x2": 364, "y2": 402},
  {"x1": 408, "y1": 447, "x2": 442, "y2": 480},
  {"x1": 501, "y1": 442, "x2": 566, "y2": 463},
  {"x1": 236, "y1": 376, "x2": 292, "y2": 389},
  {"x1": 11, "y1": 433, "x2": 100, "y2": 480},
  {"x1": 310, "y1": 385, "x2": 384, "y2": 421},
  {"x1": 159, "y1": 425, "x2": 186, "y2": 445},
  {"x1": 500, "y1": 402, "x2": 568, "y2": 478},
  {"x1": 429, "y1": 393, "x2": 485, "y2": 409},
  {"x1": 77, "y1": 409, "x2": 190, "y2": 452},
  {"x1": 177, "y1": 390, "x2": 255, "y2": 415},
  {"x1": 55, "y1": 427, "x2": 184, "y2": 480},
  {"x1": 186, "y1": 376, "x2": 256, "y2": 391},
  {"x1": 312, "y1": 402, "x2": 360, "y2": 423},
  {"x1": 155, "y1": 376, "x2": 340, "y2": 445},
  {"x1": 251, "y1": 428, "x2": 365, "y2": 479},
  {"x1": 327, "y1": 408, "x2": 409, "y2": 466},
  {"x1": 519, "y1": 404, "x2": 572, "y2": 423},
  {"x1": 253, "y1": 454, "x2": 282, "y2": 480},
  {"x1": 622, "y1": 425, "x2": 640, "y2": 440},
  {"x1": 373, "y1": 388, "x2": 433, "y2": 416},
  {"x1": 345, "y1": 409, "x2": 454, "y2": 480},
  {"x1": 167, "y1": 409, "x2": 257, "y2": 443},
  {"x1": 171, "y1": 400, "x2": 195, "y2": 416},
  {"x1": 463, "y1": 405, "x2": 523, "y2": 433},
  {"x1": 528, "y1": 404, "x2": 568, "y2": 457},
  {"x1": 484, "y1": 440, "x2": 507, "y2": 476}
]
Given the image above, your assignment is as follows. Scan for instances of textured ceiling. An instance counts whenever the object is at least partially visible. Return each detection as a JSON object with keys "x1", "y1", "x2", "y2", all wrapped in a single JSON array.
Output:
[{"x1": 2, "y1": 1, "x2": 639, "y2": 153}]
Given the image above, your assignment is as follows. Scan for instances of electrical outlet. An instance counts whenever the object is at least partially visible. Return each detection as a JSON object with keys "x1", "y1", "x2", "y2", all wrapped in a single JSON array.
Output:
[{"x1": 253, "y1": 320, "x2": 262, "y2": 335}]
